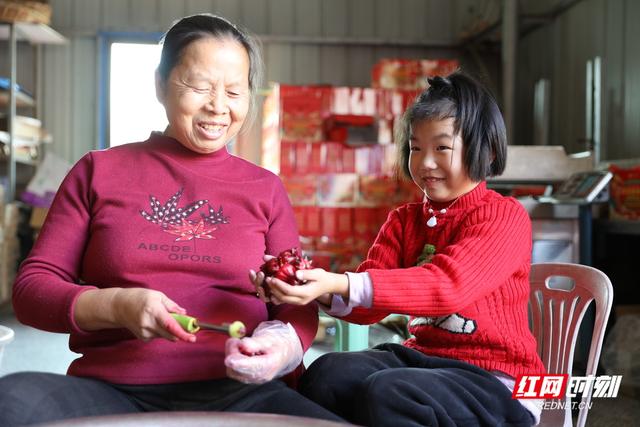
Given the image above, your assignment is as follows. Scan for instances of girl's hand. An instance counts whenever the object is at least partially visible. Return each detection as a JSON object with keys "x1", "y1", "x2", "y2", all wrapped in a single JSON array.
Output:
[
  {"x1": 110, "y1": 288, "x2": 196, "y2": 343},
  {"x1": 267, "y1": 268, "x2": 348, "y2": 306}
]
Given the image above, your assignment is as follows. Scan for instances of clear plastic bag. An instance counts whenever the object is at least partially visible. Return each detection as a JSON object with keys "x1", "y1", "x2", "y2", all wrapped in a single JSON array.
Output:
[{"x1": 0, "y1": 325, "x2": 15, "y2": 371}]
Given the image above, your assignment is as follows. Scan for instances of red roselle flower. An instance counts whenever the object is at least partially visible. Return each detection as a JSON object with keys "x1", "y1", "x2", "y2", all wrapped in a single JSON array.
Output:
[{"x1": 259, "y1": 249, "x2": 313, "y2": 295}]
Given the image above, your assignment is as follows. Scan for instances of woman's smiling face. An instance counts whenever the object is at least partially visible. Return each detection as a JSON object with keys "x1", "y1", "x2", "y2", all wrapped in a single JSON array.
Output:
[{"x1": 156, "y1": 37, "x2": 250, "y2": 154}]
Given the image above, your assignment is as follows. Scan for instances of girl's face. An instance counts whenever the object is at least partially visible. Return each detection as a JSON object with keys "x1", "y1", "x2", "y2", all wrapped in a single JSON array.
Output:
[
  {"x1": 156, "y1": 37, "x2": 250, "y2": 154},
  {"x1": 408, "y1": 118, "x2": 479, "y2": 203}
]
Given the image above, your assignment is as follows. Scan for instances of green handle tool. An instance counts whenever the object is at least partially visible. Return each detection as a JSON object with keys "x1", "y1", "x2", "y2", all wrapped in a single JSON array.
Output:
[{"x1": 171, "y1": 313, "x2": 246, "y2": 338}]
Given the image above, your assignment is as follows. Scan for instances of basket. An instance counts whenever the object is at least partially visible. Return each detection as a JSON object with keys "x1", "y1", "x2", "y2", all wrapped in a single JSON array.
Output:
[{"x1": 0, "y1": 1, "x2": 51, "y2": 25}]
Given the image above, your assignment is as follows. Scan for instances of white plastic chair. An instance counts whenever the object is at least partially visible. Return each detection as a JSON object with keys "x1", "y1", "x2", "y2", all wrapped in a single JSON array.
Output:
[{"x1": 529, "y1": 262, "x2": 613, "y2": 427}]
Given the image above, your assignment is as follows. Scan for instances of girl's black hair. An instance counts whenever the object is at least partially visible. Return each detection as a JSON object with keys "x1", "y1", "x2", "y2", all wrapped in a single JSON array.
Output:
[
  {"x1": 157, "y1": 14, "x2": 264, "y2": 129},
  {"x1": 397, "y1": 71, "x2": 507, "y2": 181}
]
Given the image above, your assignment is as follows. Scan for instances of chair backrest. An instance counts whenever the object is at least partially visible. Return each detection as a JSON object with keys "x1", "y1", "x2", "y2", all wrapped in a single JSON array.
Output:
[{"x1": 529, "y1": 262, "x2": 613, "y2": 427}]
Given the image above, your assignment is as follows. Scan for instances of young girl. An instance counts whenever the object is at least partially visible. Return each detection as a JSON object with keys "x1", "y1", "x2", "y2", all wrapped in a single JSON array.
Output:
[{"x1": 253, "y1": 71, "x2": 545, "y2": 426}]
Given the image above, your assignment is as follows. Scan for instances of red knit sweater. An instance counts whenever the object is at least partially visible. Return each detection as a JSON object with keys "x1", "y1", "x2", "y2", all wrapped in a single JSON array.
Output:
[{"x1": 342, "y1": 182, "x2": 545, "y2": 378}]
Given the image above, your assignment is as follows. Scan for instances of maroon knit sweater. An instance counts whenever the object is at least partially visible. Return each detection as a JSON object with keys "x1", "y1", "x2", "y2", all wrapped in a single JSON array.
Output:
[
  {"x1": 342, "y1": 182, "x2": 545, "y2": 378},
  {"x1": 13, "y1": 134, "x2": 317, "y2": 384}
]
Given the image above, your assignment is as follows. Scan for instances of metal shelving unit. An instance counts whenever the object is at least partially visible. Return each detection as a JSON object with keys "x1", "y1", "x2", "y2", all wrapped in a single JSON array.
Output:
[{"x1": 1, "y1": 22, "x2": 65, "y2": 201}]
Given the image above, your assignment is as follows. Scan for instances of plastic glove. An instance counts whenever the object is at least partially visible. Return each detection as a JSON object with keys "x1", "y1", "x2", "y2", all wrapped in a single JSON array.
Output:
[{"x1": 224, "y1": 320, "x2": 303, "y2": 384}]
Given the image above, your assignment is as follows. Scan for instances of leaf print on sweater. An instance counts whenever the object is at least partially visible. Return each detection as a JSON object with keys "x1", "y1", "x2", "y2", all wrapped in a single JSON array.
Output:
[
  {"x1": 200, "y1": 204, "x2": 229, "y2": 225},
  {"x1": 140, "y1": 189, "x2": 230, "y2": 249},
  {"x1": 165, "y1": 218, "x2": 217, "y2": 241},
  {"x1": 140, "y1": 188, "x2": 207, "y2": 228}
]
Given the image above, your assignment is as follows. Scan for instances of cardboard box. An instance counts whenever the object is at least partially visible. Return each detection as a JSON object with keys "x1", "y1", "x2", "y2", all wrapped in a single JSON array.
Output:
[
  {"x1": 322, "y1": 142, "x2": 343, "y2": 174},
  {"x1": 323, "y1": 114, "x2": 377, "y2": 145},
  {"x1": 317, "y1": 174, "x2": 358, "y2": 206},
  {"x1": 320, "y1": 207, "x2": 353, "y2": 239},
  {"x1": 372, "y1": 58, "x2": 459, "y2": 90},
  {"x1": 279, "y1": 140, "x2": 296, "y2": 176},
  {"x1": 280, "y1": 85, "x2": 331, "y2": 142},
  {"x1": 282, "y1": 176, "x2": 317, "y2": 206},
  {"x1": 609, "y1": 164, "x2": 640, "y2": 220},
  {"x1": 331, "y1": 87, "x2": 377, "y2": 115},
  {"x1": 30, "y1": 206, "x2": 49, "y2": 229},
  {"x1": 358, "y1": 175, "x2": 398, "y2": 206},
  {"x1": 305, "y1": 206, "x2": 323, "y2": 237}
]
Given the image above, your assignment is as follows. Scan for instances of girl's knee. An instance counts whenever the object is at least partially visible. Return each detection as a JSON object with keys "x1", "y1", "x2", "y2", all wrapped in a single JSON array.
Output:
[
  {"x1": 300, "y1": 352, "x2": 357, "y2": 391},
  {"x1": 360, "y1": 370, "x2": 400, "y2": 402},
  {"x1": 309, "y1": 351, "x2": 360, "y2": 372},
  {"x1": 299, "y1": 352, "x2": 365, "y2": 411},
  {"x1": 299, "y1": 354, "x2": 340, "y2": 400},
  {"x1": 356, "y1": 370, "x2": 441, "y2": 426}
]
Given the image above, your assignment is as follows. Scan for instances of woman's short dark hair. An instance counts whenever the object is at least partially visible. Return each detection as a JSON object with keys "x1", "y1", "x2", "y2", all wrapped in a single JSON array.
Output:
[
  {"x1": 157, "y1": 14, "x2": 264, "y2": 130},
  {"x1": 396, "y1": 71, "x2": 507, "y2": 181}
]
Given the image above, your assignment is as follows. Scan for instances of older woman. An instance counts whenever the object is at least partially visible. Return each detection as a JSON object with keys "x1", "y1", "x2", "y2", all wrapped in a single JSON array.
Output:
[{"x1": 0, "y1": 14, "x2": 343, "y2": 426}]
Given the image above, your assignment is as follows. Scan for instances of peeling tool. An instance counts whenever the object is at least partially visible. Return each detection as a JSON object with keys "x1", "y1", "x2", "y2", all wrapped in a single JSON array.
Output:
[{"x1": 171, "y1": 313, "x2": 246, "y2": 338}]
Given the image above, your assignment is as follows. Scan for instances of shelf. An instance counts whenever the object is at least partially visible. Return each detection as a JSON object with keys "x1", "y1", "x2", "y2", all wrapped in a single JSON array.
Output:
[
  {"x1": 0, "y1": 130, "x2": 49, "y2": 147},
  {"x1": 1, "y1": 21, "x2": 66, "y2": 200},
  {"x1": 0, "y1": 22, "x2": 66, "y2": 44},
  {"x1": 6, "y1": 154, "x2": 37, "y2": 166},
  {"x1": 0, "y1": 76, "x2": 35, "y2": 107},
  {"x1": 0, "y1": 90, "x2": 34, "y2": 107},
  {"x1": 0, "y1": 150, "x2": 38, "y2": 166}
]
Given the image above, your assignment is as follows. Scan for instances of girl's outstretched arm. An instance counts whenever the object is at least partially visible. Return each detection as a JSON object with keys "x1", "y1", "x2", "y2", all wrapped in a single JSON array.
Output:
[{"x1": 264, "y1": 268, "x2": 348, "y2": 306}]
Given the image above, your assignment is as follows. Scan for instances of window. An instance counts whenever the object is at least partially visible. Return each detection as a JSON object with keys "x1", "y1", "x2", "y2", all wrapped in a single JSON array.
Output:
[{"x1": 109, "y1": 42, "x2": 166, "y2": 147}]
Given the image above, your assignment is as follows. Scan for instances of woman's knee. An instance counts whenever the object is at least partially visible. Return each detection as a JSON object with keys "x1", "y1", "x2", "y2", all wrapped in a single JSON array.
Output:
[
  {"x1": 0, "y1": 372, "x2": 50, "y2": 402},
  {"x1": 0, "y1": 372, "x2": 56, "y2": 425},
  {"x1": 0, "y1": 372, "x2": 139, "y2": 426}
]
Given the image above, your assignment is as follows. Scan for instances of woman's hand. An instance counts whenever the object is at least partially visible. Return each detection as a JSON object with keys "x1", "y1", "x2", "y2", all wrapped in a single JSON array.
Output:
[
  {"x1": 111, "y1": 288, "x2": 196, "y2": 342},
  {"x1": 249, "y1": 254, "x2": 274, "y2": 303},
  {"x1": 249, "y1": 269, "x2": 268, "y2": 303},
  {"x1": 75, "y1": 288, "x2": 196, "y2": 343},
  {"x1": 266, "y1": 268, "x2": 349, "y2": 306},
  {"x1": 224, "y1": 321, "x2": 303, "y2": 384}
]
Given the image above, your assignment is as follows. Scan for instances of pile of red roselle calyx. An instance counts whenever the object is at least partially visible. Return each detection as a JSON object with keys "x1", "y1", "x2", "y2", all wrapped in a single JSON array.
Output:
[{"x1": 259, "y1": 249, "x2": 313, "y2": 294}]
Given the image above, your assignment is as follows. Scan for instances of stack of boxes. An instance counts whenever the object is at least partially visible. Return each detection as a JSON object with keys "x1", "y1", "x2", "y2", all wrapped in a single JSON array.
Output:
[
  {"x1": 262, "y1": 84, "x2": 422, "y2": 272},
  {"x1": 609, "y1": 164, "x2": 640, "y2": 220},
  {"x1": 371, "y1": 58, "x2": 459, "y2": 90},
  {"x1": 261, "y1": 58, "x2": 459, "y2": 273}
]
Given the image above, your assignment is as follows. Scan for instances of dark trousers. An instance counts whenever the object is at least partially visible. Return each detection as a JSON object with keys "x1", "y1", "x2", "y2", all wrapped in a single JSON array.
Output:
[
  {"x1": 299, "y1": 343, "x2": 535, "y2": 427},
  {"x1": 0, "y1": 372, "x2": 346, "y2": 426}
]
